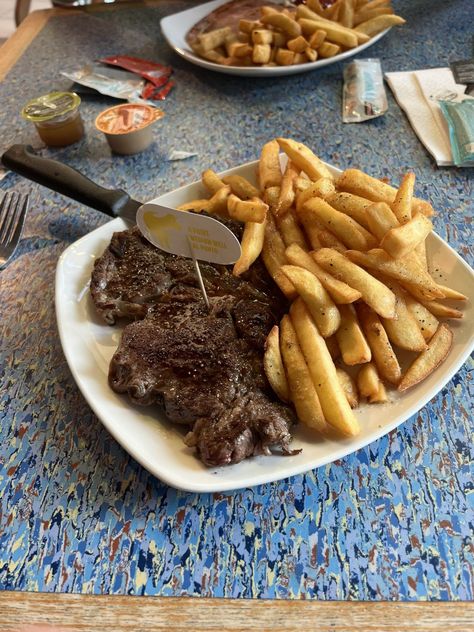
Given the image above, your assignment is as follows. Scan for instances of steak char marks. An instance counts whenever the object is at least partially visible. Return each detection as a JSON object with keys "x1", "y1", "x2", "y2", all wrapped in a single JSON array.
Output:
[{"x1": 91, "y1": 226, "x2": 296, "y2": 467}]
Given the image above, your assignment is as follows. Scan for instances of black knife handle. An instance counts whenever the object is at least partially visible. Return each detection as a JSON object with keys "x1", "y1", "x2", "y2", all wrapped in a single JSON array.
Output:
[{"x1": 1, "y1": 144, "x2": 131, "y2": 218}]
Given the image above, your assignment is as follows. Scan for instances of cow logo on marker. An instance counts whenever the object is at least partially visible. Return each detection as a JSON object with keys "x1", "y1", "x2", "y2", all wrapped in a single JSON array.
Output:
[{"x1": 143, "y1": 212, "x2": 182, "y2": 249}]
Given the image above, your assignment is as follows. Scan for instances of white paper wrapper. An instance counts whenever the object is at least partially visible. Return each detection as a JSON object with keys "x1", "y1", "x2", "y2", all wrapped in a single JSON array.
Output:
[{"x1": 166, "y1": 150, "x2": 198, "y2": 161}]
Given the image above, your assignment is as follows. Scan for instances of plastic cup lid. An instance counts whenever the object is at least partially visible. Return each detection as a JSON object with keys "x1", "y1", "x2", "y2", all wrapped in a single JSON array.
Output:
[
  {"x1": 95, "y1": 103, "x2": 164, "y2": 135},
  {"x1": 21, "y1": 92, "x2": 81, "y2": 122}
]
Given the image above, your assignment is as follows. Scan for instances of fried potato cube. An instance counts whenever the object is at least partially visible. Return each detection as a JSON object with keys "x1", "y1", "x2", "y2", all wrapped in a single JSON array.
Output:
[
  {"x1": 252, "y1": 29, "x2": 274, "y2": 45},
  {"x1": 305, "y1": 47, "x2": 318, "y2": 62},
  {"x1": 398, "y1": 324, "x2": 453, "y2": 392},
  {"x1": 318, "y1": 41, "x2": 341, "y2": 58},
  {"x1": 308, "y1": 29, "x2": 327, "y2": 48},
  {"x1": 287, "y1": 35, "x2": 310, "y2": 53},
  {"x1": 272, "y1": 31, "x2": 287, "y2": 47},
  {"x1": 275, "y1": 48, "x2": 296, "y2": 66},
  {"x1": 239, "y1": 19, "x2": 263, "y2": 34},
  {"x1": 228, "y1": 42, "x2": 252, "y2": 58},
  {"x1": 252, "y1": 43, "x2": 272, "y2": 64}
]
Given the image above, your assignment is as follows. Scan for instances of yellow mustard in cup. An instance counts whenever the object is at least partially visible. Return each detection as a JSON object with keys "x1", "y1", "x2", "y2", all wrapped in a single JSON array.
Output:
[
  {"x1": 95, "y1": 103, "x2": 165, "y2": 155},
  {"x1": 21, "y1": 92, "x2": 85, "y2": 147}
]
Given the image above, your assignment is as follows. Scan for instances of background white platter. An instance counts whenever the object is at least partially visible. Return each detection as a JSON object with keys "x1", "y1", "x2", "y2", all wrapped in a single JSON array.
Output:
[{"x1": 160, "y1": 0, "x2": 391, "y2": 77}]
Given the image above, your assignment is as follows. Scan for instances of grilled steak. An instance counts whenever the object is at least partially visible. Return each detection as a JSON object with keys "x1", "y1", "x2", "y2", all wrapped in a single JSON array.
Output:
[{"x1": 91, "y1": 226, "x2": 297, "y2": 467}]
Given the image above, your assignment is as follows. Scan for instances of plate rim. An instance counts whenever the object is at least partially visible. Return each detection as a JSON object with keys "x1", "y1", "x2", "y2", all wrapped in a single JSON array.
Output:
[
  {"x1": 55, "y1": 158, "x2": 474, "y2": 492},
  {"x1": 160, "y1": 0, "x2": 391, "y2": 77}
]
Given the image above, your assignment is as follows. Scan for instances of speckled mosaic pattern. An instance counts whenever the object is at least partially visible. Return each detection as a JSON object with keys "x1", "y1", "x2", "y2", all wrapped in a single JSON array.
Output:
[{"x1": 0, "y1": 0, "x2": 473, "y2": 600}]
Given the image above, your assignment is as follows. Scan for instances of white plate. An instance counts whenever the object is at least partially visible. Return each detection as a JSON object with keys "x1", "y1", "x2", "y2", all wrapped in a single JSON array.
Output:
[
  {"x1": 160, "y1": 0, "x2": 390, "y2": 77},
  {"x1": 55, "y1": 158, "x2": 474, "y2": 493}
]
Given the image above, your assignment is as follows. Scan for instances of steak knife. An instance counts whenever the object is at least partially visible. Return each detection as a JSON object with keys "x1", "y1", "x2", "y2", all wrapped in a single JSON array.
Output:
[{"x1": 1, "y1": 144, "x2": 140, "y2": 222}]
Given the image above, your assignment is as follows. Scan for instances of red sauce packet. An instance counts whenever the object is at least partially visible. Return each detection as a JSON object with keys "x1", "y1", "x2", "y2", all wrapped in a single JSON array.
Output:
[{"x1": 100, "y1": 55, "x2": 173, "y2": 86}]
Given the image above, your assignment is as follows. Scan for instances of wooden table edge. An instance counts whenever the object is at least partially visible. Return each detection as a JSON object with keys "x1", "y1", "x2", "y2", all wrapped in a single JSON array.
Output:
[
  {"x1": 0, "y1": 5, "x2": 472, "y2": 630},
  {"x1": 1, "y1": 592, "x2": 473, "y2": 631}
]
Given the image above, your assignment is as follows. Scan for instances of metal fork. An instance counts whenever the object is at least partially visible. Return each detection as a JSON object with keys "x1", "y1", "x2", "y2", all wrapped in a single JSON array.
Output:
[{"x1": 0, "y1": 191, "x2": 29, "y2": 269}]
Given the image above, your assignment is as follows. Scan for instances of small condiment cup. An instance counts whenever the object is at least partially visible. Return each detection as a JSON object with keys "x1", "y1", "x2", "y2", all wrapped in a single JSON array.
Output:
[
  {"x1": 95, "y1": 103, "x2": 165, "y2": 155},
  {"x1": 21, "y1": 92, "x2": 84, "y2": 147}
]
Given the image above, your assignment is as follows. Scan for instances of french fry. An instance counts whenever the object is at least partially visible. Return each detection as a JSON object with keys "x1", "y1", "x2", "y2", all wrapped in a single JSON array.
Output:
[
  {"x1": 264, "y1": 325, "x2": 290, "y2": 402},
  {"x1": 233, "y1": 219, "x2": 266, "y2": 276},
  {"x1": 198, "y1": 26, "x2": 233, "y2": 52},
  {"x1": 323, "y1": 0, "x2": 341, "y2": 20},
  {"x1": 177, "y1": 199, "x2": 210, "y2": 212},
  {"x1": 275, "y1": 162, "x2": 298, "y2": 216},
  {"x1": 285, "y1": 243, "x2": 362, "y2": 304},
  {"x1": 281, "y1": 265, "x2": 341, "y2": 337},
  {"x1": 222, "y1": 174, "x2": 260, "y2": 200},
  {"x1": 369, "y1": 381, "x2": 388, "y2": 404},
  {"x1": 259, "y1": 140, "x2": 282, "y2": 189},
  {"x1": 280, "y1": 314, "x2": 327, "y2": 431},
  {"x1": 263, "y1": 185, "x2": 281, "y2": 212},
  {"x1": 290, "y1": 299, "x2": 360, "y2": 436},
  {"x1": 206, "y1": 185, "x2": 231, "y2": 215},
  {"x1": 325, "y1": 192, "x2": 372, "y2": 231},
  {"x1": 381, "y1": 214, "x2": 433, "y2": 259},
  {"x1": 313, "y1": 248, "x2": 396, "y2": 318},
  {"x1": 202, "y1": 169, "x2": 226, "y2": 194},
  {"x1": 298, "y1": 17, "x2": 359, "y2": 48},
  {"x1": 317, "y1": 229, "x2": 347, "y2": 251},
  {"x1": 262, "y1": 215, "x2": 297, "y2": 299},
  {"x1": 356, "y1": 302, "x2": 401, "y2": 385},
  {"x1": 345, "y1": 249, "x2": 444, "y2": 301},
  {"x1": 365, "y1": 202, "x2": 399, "y2": 241},
  {"x1": 260, "y1": 6, "x2": 279, "y2": 17},
  {"x1": 337, "y1": 169, "x2": 434, "y2": 217},
  {"x1": 380, "y1": 279, "x2": 428, "y2": 352},
  {"x1": 415, "y1": 241, "x2": 428, "y2": 270},
  {"x1": 261, "y1": 12, "x2": 302, "y2": 38},
  {"x1": 419, "y1": 300, "x2": 464, "y2": 320},
  {"x1": 435, "y1": 284, "x2": 468, "y2": 301},
  {"x1": 354, "y1": 6, "x2": 393, "y2": 26},
  {"x1": 404, "y1": 294, "x2": 439, "y2": 341},
  {"x1": 391, "y1": 172, "x2": 414, "y2": 224},
  {"x1": 336, "y1": 368, "x2": 359, "y2": 408},
  {"x1": 326, "y1": 334, "x2": 340, "y2": 360},
  {"x1": 276, "y1": 138, "x2": 334, "y2": 181},
  {"x1": 296, "y1": 178, "x2": 336, "y2": 211},
  {"x1": 227, "y1": 194, "x2": 268, "y2": 223},
  {"x1": 339, "y1": 0, "x2": 355, "y2": 27},
  {"x1": 355, "y1": 14, "x2": 406, "y2": 36},
  {"x1": 336, "y1": 304, "x2": 372, "y2": 365},
  {"x1": 301, "y1": 197, "x2": 375, "y2": 250},
  {"x1": 398, "y1": 324, "x2": 453, "y2": 392},
  {"x1": 357, "y1": 362, "x2": 380, "y2": 399},
  {"x1": 306, "y1": 0, "x2": 325, "y2": 14},
  {"x1": 296, "y1": 211, "x2": 322, "y2": 250},
  {"x1": 296, "y1": 4, "x2": 370, "y2": 43},
  {"x1": 276, "y1": 210, "x2": 308, "y2": 250}
]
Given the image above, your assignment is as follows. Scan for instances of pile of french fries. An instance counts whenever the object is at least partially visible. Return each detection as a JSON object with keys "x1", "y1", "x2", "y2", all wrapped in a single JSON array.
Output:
[
  {"x1": 178, "y1": 138, "x2": 467, "y2": 439},
  {"x1": 190, "y1": 0, "x2": 405, "y2": 68}
]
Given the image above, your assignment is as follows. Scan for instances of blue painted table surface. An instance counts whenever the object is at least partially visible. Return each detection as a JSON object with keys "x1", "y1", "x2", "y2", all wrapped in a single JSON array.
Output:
[{"x1": 0, "y1": 0, "x2": 473, "y2": 600}]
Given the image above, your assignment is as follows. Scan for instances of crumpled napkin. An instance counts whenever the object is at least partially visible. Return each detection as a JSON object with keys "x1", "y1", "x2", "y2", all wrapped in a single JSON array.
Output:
[{"x1": 385, "y1": 67, "x2": 466, "y2": 166}]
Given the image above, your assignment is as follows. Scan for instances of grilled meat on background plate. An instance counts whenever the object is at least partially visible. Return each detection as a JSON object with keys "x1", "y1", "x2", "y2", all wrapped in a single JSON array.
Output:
[{"x1": 90, "y1": 226, "x2": 297, "y2": 467}]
